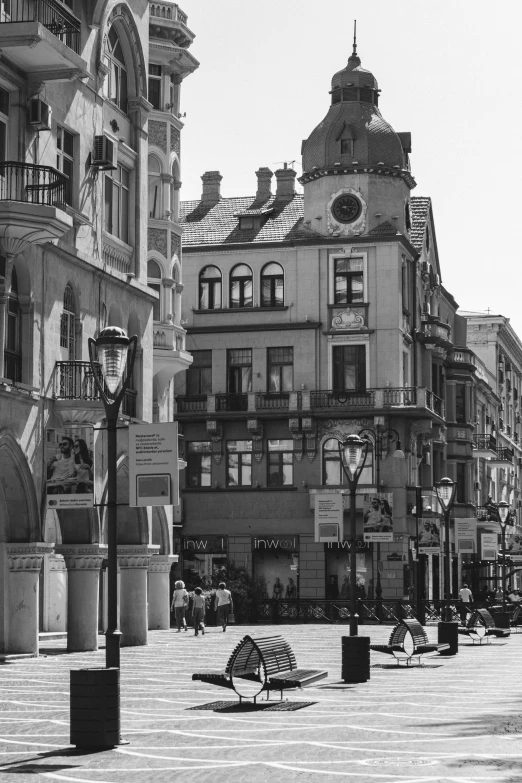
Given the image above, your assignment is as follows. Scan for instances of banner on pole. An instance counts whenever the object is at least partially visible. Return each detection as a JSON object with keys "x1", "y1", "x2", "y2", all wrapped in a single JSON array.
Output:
[
  {"x1": 418, "y1": 517, "x2": 441, "y2": 554},
  {"x1": 314, "y1": 493, "x2": 343, "y2": 542},
  {"x1": 456, "y1": 518, "x2": 477, "y2": 554},
  {"x1": 129, "y1": 422, "x2": 178, "y2": 507},
  {"x1": 46, "y1": 426, "x2": 94, "y2": 509},
  {"x1": 481, "y1": 533, "x2": 498, "y2": 560},
  {"x1": 362, "y1": 492, "x2": 393, "y2": 542}
]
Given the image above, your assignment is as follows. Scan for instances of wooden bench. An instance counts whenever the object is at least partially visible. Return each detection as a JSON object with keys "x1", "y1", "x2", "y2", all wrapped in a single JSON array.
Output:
[
  {"x1": 458, "y1": 608, "x2": 510, "y2": 644},
  {"x1": 192, "y1": 634, "x2": 328, "y2": 702},
  {"x1": 370, "y1": 618, "x2": 449, "y2": 666}
]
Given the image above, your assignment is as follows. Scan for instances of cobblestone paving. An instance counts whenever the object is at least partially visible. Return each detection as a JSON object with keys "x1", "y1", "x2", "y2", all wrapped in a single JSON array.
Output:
[{"x1": 1, "y1": 624, "x2": 522, "y2": 782}]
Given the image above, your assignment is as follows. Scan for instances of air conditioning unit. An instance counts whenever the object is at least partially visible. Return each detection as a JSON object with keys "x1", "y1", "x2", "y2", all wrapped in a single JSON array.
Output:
[
  {"x1": 433, "y1": 273, "x2": 440, "y2": 286},
  {"x1": 486, "y1": 416, "x2": 491, "y2": 425},
  {"x1": 474, "y1": 481, "x2": 481, "y2": 491},
  {"x1": 28, "y1": 99, "x2": 52, "y2": 131},
  {"x1": 91, "y1": 134, "x2": 117, "y2": 170},
  {"x1": 421, "y1": 261, "x2": 431, "y2": 275}
]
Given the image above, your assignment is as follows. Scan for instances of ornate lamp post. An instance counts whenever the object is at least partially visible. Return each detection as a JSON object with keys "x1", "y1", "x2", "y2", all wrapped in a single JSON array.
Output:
[
  {"x1": 88, "y1": 326, "x2": 137, "y2": 669},
  {"x1": 497, "y1": 500, "x2": 510, "y2": 614},
  {"x1": 358, "y1": 424, "x2": 404, "y2": 598},
  {"x1": 435, "y1": 477, "x2": 456, "y2": 622},
  {"x1": 338, "y1": 434, "x2": 368, "y2": 636}
]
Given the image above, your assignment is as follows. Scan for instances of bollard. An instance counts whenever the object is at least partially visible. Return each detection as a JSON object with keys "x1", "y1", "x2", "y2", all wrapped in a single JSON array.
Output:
[
  {"x1": 70, "y1": 668, "x2": 120, "y2": 748},
  {"x1": 438, "y1": 621, "x2": 459, "y2": 655},
  {"x1": 341, "y1": 636, "x2": 370, "y2": 683},
  {"x1": 493, "y1": 612, "x2": 511, "y2": 630}
]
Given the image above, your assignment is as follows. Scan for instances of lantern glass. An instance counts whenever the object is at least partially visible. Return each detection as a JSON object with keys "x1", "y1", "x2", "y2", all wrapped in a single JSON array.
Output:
[
  {"x1": 435, "y1": 477, "x2": 456, "y2": 512},
  {"x1": 341, "y1": 435, "x2": 364, "y2": 478},
  {"x1": 498, "y1": 502, "x2": 510, "y2": 525}
]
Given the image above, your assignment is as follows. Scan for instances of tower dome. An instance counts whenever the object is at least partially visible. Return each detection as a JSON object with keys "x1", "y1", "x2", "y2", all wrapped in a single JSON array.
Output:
[{"x1": 301, "y1": 44, "x2": 407, "y2": 175}]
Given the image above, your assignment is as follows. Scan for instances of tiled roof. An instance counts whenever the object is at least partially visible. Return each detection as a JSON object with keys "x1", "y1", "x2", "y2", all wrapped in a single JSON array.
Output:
[
  {"x1": 409, "y1": 196, "x2": 431, "y2": 251},
  {"x1": 366, "y1": 220, "x2": 399, "y2": 236},
  {"x1": 180, "y1": 194, "x2": 314, "y2": 247}
]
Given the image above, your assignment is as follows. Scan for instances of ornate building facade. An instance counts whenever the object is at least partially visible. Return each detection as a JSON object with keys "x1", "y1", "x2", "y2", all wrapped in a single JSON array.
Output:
[
  {"x1": 0, "y1": 1, "x2": 197, "y2": 655},
  {"x1": 177, "y1": 43, "x2": 475, "y2": 605}
]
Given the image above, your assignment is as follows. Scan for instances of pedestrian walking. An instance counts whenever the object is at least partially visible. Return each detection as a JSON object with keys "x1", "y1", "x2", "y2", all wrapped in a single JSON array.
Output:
[
  {"x1": 458, "y1": 583, "x2": 473, "y2": 625},
  {"x1": 214, "y1": 581, "x2": 234, "y2": 632},
  {"x1": 192, "y1": 586, "x2": 206, "y2": 636},
  {"x1": 171, "y1": 580, "x2": 189, "y2": 632}
]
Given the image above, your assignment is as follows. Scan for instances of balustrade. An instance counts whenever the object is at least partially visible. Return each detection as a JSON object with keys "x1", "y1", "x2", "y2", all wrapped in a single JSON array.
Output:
[
  {"x1": 0, "y1": 0, "x2": 81, "y2": 54},
  {"x1": 0, "y1": 162, "x2": 67, "y2": 205}
]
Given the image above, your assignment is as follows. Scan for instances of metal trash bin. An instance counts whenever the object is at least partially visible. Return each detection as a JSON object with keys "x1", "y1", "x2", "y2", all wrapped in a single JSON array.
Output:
[
  {"x1": 493, "y1": 612, "x2": 511, "y2": 630},
  {"x1": 70, "y1": 668, "x2": 120, "y2": 748},
  {"x1": 438, "y1": 621, "x2": 459, "y2": 655},
  {"x1": 342, "y1": 636, "x2": 370, "y2": 683}
]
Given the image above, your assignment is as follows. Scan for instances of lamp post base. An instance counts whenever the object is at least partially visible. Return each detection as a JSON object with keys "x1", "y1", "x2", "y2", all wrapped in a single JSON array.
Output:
[
  {"x1": 349, "y1": 615, "x2": 359, "y2": 636},
  {"x1": 106, "y1": 629, "x2": 122, "y2": 670},
  {"x1": 437, "y1": 621, "x2": 459, "y2": 655}
]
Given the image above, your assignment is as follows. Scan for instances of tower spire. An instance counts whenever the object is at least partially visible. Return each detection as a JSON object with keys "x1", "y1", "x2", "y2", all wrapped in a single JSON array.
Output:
[{"x1": 352, "y1": 20, "x2": 357, "y2": 57}]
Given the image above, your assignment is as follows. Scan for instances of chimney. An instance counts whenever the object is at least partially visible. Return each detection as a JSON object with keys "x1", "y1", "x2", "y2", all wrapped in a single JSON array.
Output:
[
  {"x1": 201, "y1": 171, "x2": 222, "y2": 204},
  {"x1": 274, "y1": 163, "x2": 296, "y2": 197},
  {"x1": 255, "y1": 167, "x2": 273, "y2": 201}
]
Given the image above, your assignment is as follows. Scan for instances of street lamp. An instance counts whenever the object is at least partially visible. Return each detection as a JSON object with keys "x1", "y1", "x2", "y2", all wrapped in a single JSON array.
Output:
[
  {"x1": 358, "y1": 425, "x2": 405, "y2": 599},
  {"x1": 497, "y1": 501, "x2": 510, "y2": 614},
  {"x1": 338, "y1": 434, "x2": 368, "y2": 636},
  {"x1": 88, "y1": 326, "x2": 137, "y2": 669},
  {"x1": 435, "y1": 477, "x2": 457, "y2": 622}
]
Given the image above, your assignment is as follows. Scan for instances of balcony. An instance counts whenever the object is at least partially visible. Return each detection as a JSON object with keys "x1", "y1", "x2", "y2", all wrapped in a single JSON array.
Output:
[
  {"x1": 153, "y1": 322, "x2": 192, "y2": 389},
  {"x1": 473, "y1": 433, "x2": 498, "y2": 458},
  {"x1": 149, "y1": 2, "x2": 195, "y2": 48},
  {"x1": 53, "y1": 361, "x2": 138, "y2": 426},
  {"x1": 0, "y1": 162, "x2": 72, "y2": 250},
  {"x1": 488, "y1": 447, "x2": 515, "y2": 468},
  {"x1": 175, "y1": 386, "x2": 445, "y2": 420},
  {"x1": 418, "y1": 316, "x2": 452, "y2": 351},
  {"x1": 0, "y1": 0, "x2": 88, "y2": 82}
]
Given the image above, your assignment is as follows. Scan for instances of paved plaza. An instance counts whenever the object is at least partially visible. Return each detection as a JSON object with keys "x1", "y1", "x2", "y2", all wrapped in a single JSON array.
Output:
[{"x1": 1, "y1": 622, "x2": 522, "y2": 782}]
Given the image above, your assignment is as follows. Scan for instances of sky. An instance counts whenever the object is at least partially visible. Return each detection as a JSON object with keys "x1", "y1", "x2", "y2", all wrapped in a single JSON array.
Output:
[{"x1": 178, "y1": 0, "x2": 522, "y2": 335}]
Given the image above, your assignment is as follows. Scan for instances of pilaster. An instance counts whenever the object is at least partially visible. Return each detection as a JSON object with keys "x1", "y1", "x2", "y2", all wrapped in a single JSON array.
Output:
[
  {"x1": 118, "y1": 545, "x2": 160, "y2": 646},
  {"x1": 148, "y1": 554, "x2": 178, "y2": 630},
  {"x1": 58, "y1": 545, "x2": 107, "y2": 652},
  {"x1": 7, "y1": 543, "x2": 53, "y2": 655}
]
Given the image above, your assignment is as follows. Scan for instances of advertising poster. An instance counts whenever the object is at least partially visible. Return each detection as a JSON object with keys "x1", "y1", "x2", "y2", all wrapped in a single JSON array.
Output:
[
  {"x1": 129, "y1": 422, "x2": 178, "y2": 507},
  {"x1": 508, "y1": 531, "x2": 522, "y2": 562},
  {"x1": 46, "y1": 427, "x2": 94, "y2": 509},
  {"x1": 363, "y1": 492, "x2": 393, "y2": 542},
  {"x1": 418, "y1": 517, "x2": 441, "y2": 554},
  {"x1": 314, "y1": 493, "x2": 343, "y2": 542},
  {"x1": 481, "y1": 533, "x2": 498, "y2": 560},
  {"x1": 456, "y1": 518, "x2": 478, "y2": 554}
]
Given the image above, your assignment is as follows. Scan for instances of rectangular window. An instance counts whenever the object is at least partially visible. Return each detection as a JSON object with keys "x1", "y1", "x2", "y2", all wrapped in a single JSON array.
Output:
[
  {"x1": 187, "y1": 350, "x2": 212, "y2": 395},
  {"x1": 226, "y1": 440, "x2": 252, "y2": 487},
  {"x1": 456, "y1": 463, "x2": 466, "y2": 503},
  {"x1": 332, "y1": 345, "x2": 366, "y2": 392},
  {"x1": 268, "y1": 439, "x2": 293, "y2": 487},
  {"x1": 402, "y1": 260, "x2": 410, "y2": 311},
  {"x1": 56, "y1": 126, "x2": 74, "y2": 206},
  {"x1": 455, "y1": 383, "x2": 466, "y2": 423},
  {"x1": 148, "y1": 64, "x2": 162, "y2": 110},
  {"x1": 187, "y1": 441, "x2": 211, "y2": 487},
  {"x1": 0, "y1": 86, "x2": 9, "y2": 164},
  {"x1": 104, "y1": 165, "x2": 129, "y2": 243},
  {"x1": 268, "y1": 347, "x2": 293, "y2": 392},
  {"x1": 227, "y1": 348, "x2": 252, "y2": 394},
  {"x1": 340, "y1": 138, "x2": 353, "y2": 155},
  {"x1": 334, "y1": 257, "x2": 364, "y2": 304}
]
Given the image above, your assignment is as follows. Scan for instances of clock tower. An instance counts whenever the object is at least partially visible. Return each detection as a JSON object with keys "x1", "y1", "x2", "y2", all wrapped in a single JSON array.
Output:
[{"x1": 300, "y1": 40, "x2": 415, "y2": 237}]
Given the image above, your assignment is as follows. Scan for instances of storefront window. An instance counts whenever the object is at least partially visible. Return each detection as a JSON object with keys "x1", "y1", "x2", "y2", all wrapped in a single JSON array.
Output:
[
  {"x1": 325, "y1": 542, "x2": 373, "y2": 601},
  {"x1": 252, "y1": 536, "x2": 299, "y2": 600}
]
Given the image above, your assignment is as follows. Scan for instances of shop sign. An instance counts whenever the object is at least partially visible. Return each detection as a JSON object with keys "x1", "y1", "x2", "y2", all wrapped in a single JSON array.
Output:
[
  {"x1": 252, "y1": 536, "x2": 299, "y2": 551},
  {"x1": 327, "y1": 540, "x2": 369, "y2": 550},
  {"x1": 182, "y1": 536, "x2": 227, "y2": 553}
]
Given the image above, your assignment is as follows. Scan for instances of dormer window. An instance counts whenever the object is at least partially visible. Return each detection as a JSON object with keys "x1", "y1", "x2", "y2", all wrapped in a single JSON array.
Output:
[{"x1": 239, "y1": 216, "x2": 255, "y2": 230}]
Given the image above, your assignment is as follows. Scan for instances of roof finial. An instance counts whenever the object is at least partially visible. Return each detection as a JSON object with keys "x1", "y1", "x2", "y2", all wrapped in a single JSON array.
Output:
[{"x1": 352, "y1": 20, "x2": 357, "y2": 57}]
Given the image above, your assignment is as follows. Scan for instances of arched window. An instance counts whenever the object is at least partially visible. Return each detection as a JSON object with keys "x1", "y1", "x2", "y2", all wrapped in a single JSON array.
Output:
[
  {"x1": 230, "y1": 264, "x2": 252, "y2": 308},
  {"x1": 5, "y1": 266, "x2": 21, "y2": 382},
  {"x1": 148, "y1": 155, "x2": 161, "y2": 219},
  {"x1": 105, "y1": 26, "x2": 128, "y2": 113},
  {"x1": 322, "y1": 438, "x2": 373, "y2": 486},
  {"x1": 60, "y1": 284, "x2": 76, "y2": 358},
  {"x1": 261, "y1": 262, "x2": 284, "y2": 307},
  {"x1": 147, "y1": 260, "x2": 162, "y2": 321},
  {"x1": 199, "y1": 265, "x2": 222, "y2": 310}
]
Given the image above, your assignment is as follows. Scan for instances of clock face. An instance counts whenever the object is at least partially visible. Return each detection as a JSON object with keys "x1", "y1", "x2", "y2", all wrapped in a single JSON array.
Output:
[{"x1": 331, "y1": 194, "x2": 362, "y2": 224}]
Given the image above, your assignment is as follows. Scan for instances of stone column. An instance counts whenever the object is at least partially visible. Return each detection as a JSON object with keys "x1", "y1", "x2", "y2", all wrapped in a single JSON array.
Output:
[
  {"x1": 7, "y1": 543, "x2": 53, "y2": 655},
  {"x1": 118, "y1": 546, "x2": 160, "y2": 647},
  {"x1": 43, "y1": 554, "x2": 67, "y2": 633},
  {"x1": 148, "y1": 555, "x2": 177, "y2": 630},
  {"x1": 58, "y1": 545, "x2": 107, "y2": 652}
]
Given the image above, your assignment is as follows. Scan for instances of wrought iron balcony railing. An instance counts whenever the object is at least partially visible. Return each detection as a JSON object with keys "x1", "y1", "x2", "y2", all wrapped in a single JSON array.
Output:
[
  {"x1": 0, "y1": 162, "x2": 67, "y2": 205},
  {"x1": 55, "y1": 361, "x2": 138, "y2": 417},
  {"x1": 1, "y1": 0, "x2": 81, "y2": 54},
  {"x1": 473, "y1": 434, "x2": 497, "y2": 452}
]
